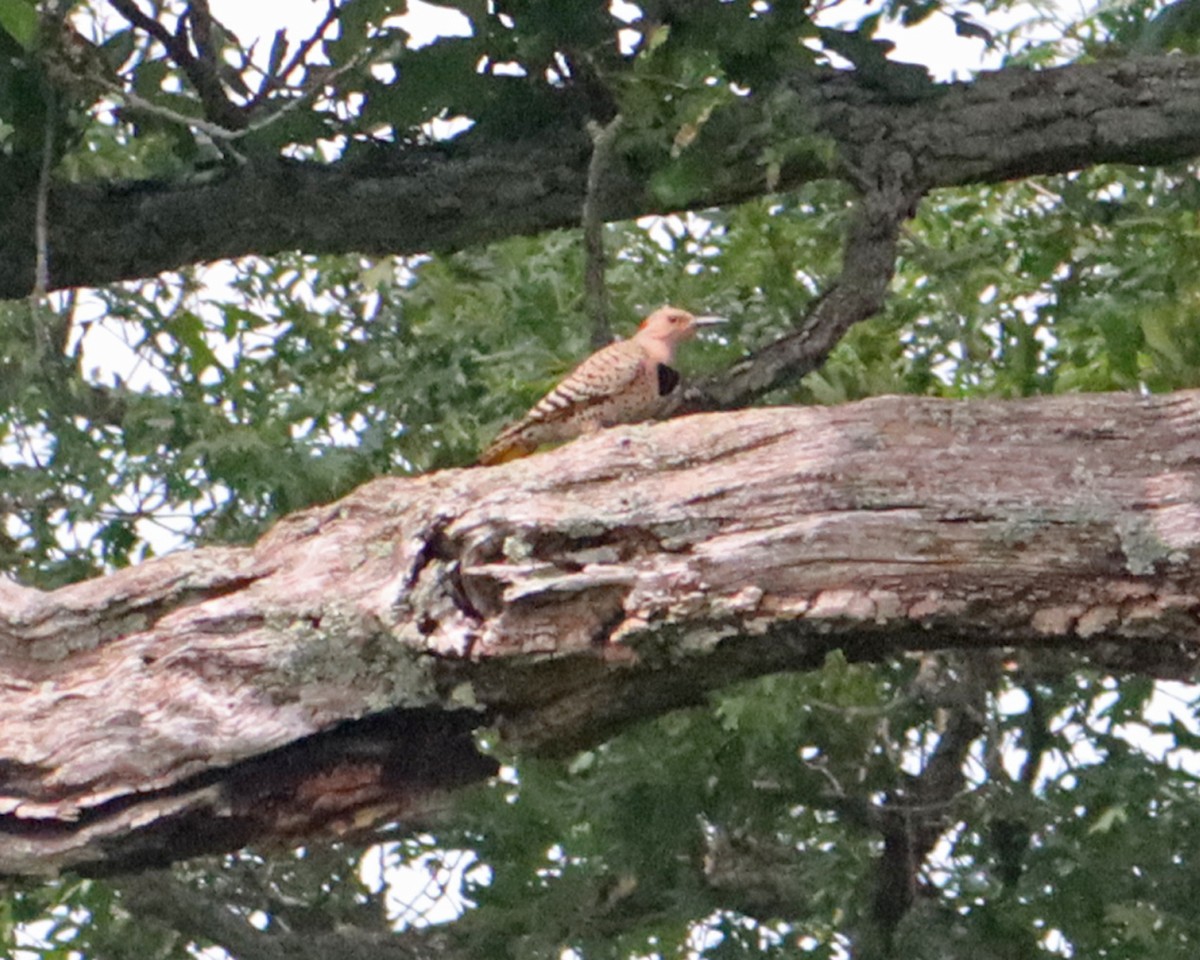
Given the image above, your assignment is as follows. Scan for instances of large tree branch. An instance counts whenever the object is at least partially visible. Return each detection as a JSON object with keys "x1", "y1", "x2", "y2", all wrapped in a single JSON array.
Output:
[
  {"x1": 5, "y1": 56, "x2": 1200, "y2": 299},
  {"x1": 689, "y1": 153, "x2": 924, "y2": 408},
  {"x1": 4, "y1": 389, "x2": 1200, "y2": 876}
]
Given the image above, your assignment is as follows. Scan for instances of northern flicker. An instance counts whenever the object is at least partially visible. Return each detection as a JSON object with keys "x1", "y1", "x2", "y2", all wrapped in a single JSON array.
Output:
[{"x1": 478, "y1": 306, "x2": 725, "y2": 465}]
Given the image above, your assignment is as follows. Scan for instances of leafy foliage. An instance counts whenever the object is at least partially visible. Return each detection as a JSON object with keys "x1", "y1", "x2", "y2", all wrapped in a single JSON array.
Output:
[{"x1": 5, "y1": 0, "x2": 1200, "y2": 959}]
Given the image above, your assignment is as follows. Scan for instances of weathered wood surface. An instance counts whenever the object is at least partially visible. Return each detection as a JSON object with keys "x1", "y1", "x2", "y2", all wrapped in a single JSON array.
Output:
[{"x1": 3, "y1": 390, "x2": 1200, "y2": 875}]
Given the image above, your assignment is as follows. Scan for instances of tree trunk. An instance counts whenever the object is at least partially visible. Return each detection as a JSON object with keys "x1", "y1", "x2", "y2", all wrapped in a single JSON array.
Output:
[{"x1": 3, "y1": 389, "x2": 1200, "y2": 876}]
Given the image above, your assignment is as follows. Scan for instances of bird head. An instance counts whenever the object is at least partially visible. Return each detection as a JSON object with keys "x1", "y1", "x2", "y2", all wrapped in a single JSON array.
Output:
[{"x1": 636, "y1": 306, "x2": 726, "y2": 348}]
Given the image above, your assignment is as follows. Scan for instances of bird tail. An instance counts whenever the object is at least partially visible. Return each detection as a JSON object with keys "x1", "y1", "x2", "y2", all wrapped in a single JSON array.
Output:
[{"x1": 477, "y1": 427, "x2": 538, "y2": 466}]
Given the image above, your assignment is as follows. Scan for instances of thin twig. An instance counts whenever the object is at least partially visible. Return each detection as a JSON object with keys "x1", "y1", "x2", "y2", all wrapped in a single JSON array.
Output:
[
  {"x1": 582, "y1": 113, "x2": 623, "y2": 348},
  {"x1": 94, "y1": 41, "x2": 371, "y2": 163},
  {"x1": 251, "y1": 0, "x2": 340, "y2": 109},
  {"x1": 106, "y1": 0, "x2": 179, "y2": 57},
  {"x1": 108, "y1": 0, "x2": 243, "y2": 130},
  {"x1": 31, "y1": 83, "x2": 55, "y2": 304},
  {"x1": 188, "y1": 0, "x2": 215, "y2": 63}
]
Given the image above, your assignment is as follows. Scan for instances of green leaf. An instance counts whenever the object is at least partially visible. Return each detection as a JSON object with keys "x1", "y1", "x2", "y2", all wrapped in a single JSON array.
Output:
[
  {"x1": 1089, "y1": 804, "x2": 1128, "y2": 834},
  {"x1": 645, "y1": 23, "x2": 670, "y2": 53},
  {"x1": 0, "y1": 0, "x2": 36, "y2": 51},
  {"x1": 169, "y1": 311, "x2": 221, "y2": 376}
]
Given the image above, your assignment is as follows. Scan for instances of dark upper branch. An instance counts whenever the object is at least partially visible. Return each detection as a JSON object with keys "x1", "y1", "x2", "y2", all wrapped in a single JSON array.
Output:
[{"x1": 5, "y1": 56, "x2": 1200, "y2": 299}]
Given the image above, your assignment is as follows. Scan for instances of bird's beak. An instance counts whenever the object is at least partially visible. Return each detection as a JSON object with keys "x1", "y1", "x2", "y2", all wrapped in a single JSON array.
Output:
[{"x1": 693, "y1": 315, "x2": 727, "y2": 326}]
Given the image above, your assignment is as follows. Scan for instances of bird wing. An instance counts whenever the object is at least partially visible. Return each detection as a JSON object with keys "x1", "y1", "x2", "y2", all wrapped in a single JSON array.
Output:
[
  {"x1": 521, "y1": 339, "x2": 647, "y2": 426},
  {"x1": 479, "y1": 340, "x2": 647, "y2": 466}
]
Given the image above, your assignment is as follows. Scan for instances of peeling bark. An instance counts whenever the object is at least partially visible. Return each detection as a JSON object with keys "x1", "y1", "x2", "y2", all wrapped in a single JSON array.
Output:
[
  {"x1": 4, "y1": 389, "x2": 1200, "y2": 876},
  {"x1": 5, "y1": 56, "x2": 1200, "y2": 297}
]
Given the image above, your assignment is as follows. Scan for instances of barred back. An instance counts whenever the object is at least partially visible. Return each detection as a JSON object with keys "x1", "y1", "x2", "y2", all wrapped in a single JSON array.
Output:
[{"x1": 479, "y1": 340, "x2": 650, "y2": 464}]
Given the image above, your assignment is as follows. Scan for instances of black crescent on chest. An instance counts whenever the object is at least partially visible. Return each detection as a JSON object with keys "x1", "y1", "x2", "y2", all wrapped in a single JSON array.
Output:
[{"x1": 656, "y1": 363, "x2": 681, "y2": 397}]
